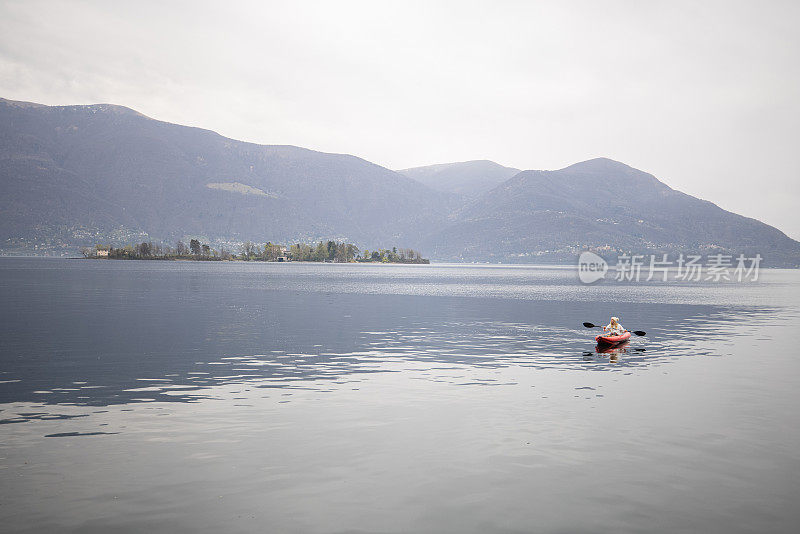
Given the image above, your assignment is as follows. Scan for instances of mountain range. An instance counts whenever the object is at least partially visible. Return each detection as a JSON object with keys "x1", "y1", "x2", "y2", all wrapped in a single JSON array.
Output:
[
  {"x1": 398, "y1": 160, "x2": 520, "y2": 198},
  {"x1": 2, "y1": 97, "x2": 799, "y2": 266}
]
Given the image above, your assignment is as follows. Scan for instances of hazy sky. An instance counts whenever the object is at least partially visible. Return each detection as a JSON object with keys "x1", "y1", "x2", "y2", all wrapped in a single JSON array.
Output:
[{"x1": 2, "y1": 0, "x2": 799, "y2": 238}]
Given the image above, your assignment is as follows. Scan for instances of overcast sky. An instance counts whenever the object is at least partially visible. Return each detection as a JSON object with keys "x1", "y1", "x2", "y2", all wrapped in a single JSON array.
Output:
[{"x1": 1, "y1": 0, "x2": 799, "y2": 238}]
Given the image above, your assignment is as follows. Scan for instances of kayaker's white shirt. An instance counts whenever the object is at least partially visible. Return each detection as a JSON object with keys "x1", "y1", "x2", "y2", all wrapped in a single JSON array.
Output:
[{"x1": 603, "y1": 322, "x2": 625, "y2": 335}]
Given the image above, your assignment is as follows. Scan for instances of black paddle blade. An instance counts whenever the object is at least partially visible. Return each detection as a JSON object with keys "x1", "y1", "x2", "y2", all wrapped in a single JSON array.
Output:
[
  {"x1": 583, "y1": 322, "x2": 597, "y2": 328},
  {"x1": 631, "y1": 330, "x2": 646, "y2": 336}
]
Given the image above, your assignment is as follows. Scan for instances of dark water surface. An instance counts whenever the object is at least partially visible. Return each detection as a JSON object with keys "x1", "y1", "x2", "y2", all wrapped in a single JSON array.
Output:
[{"x1": 1, "y1": 258, "x2": 799, "y2": 533}]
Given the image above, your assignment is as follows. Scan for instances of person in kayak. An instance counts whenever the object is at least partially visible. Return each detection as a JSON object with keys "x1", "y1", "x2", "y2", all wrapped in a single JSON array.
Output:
[{"x1": 603, "y1": 316, "x2": 626, "y2": 336}]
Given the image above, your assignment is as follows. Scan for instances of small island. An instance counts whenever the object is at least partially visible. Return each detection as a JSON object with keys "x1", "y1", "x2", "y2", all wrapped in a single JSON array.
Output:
[{"x1": 82, "y1": 239, "x2": 429, "y2": 264}]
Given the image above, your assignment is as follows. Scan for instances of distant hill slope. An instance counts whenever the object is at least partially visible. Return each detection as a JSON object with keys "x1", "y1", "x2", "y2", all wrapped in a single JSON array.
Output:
[
  {"x1": 398, "y1": 160, "x2": 520, "y2": 197},
  {"x1": 422, "y1": 158, "x2": 800, "y2": 266},
  {"x1": 0, "y1": 98, "x2": 447, "y2": 251},
  {"x1": 2, "y1": 98, "x2": 798, "y2": 266}
]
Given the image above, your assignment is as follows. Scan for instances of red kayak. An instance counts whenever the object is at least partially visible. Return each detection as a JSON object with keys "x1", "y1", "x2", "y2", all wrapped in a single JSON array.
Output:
[{"x1": 595, "y1": 331, "x2": 631, "y2": 345}]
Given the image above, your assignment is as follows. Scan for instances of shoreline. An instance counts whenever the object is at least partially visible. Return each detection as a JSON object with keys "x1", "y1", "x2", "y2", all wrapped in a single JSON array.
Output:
[{"x1": 79, "y1": 257, "x2": 431, "y2": 265}]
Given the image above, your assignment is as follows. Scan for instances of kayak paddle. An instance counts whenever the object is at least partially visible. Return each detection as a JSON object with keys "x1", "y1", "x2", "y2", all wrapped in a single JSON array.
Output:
[{"x1": 582, "y1": 322, "x2": 646, "y2": 336}]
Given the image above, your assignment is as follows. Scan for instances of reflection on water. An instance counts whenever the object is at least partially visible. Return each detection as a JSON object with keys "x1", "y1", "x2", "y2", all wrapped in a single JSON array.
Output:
[
  {"x1": 588, "y1": 341, "x2": 648, "y2": 363},
  {"x1": 0, "y1": 286, "x2": 776, "y2": 409},
  {"x1": 1, "y1": 259, "x2": 799, "y2": 534},
  {"x1": 0, "y1": 257, "x2": 788, "y2": 422}
]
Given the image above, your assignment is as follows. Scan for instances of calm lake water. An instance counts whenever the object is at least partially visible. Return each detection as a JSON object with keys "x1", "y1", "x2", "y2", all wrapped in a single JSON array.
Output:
[{"x1": 1, "y1": 258, "x2": 799, "y2": 533}]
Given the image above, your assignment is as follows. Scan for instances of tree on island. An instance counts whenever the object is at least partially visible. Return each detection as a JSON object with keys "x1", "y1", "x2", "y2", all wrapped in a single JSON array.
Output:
[{"x1": 89, "y1": 238, "x2": 427, "y2": 263}]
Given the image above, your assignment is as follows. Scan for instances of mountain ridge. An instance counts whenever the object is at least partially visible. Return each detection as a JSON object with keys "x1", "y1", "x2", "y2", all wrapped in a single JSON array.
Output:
[
  {"x1": 398, "y1": 159, "x2": 520, "y2": 198},
  {"x1": 1, "y1": 97, "x2": 798, "y2": 266},
  {"x1": 0, "y1": 97, "x2": 448, "y2": 252},
  {"x1": 424, "y1": 159, "x2": 800, "y2": 265}
]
